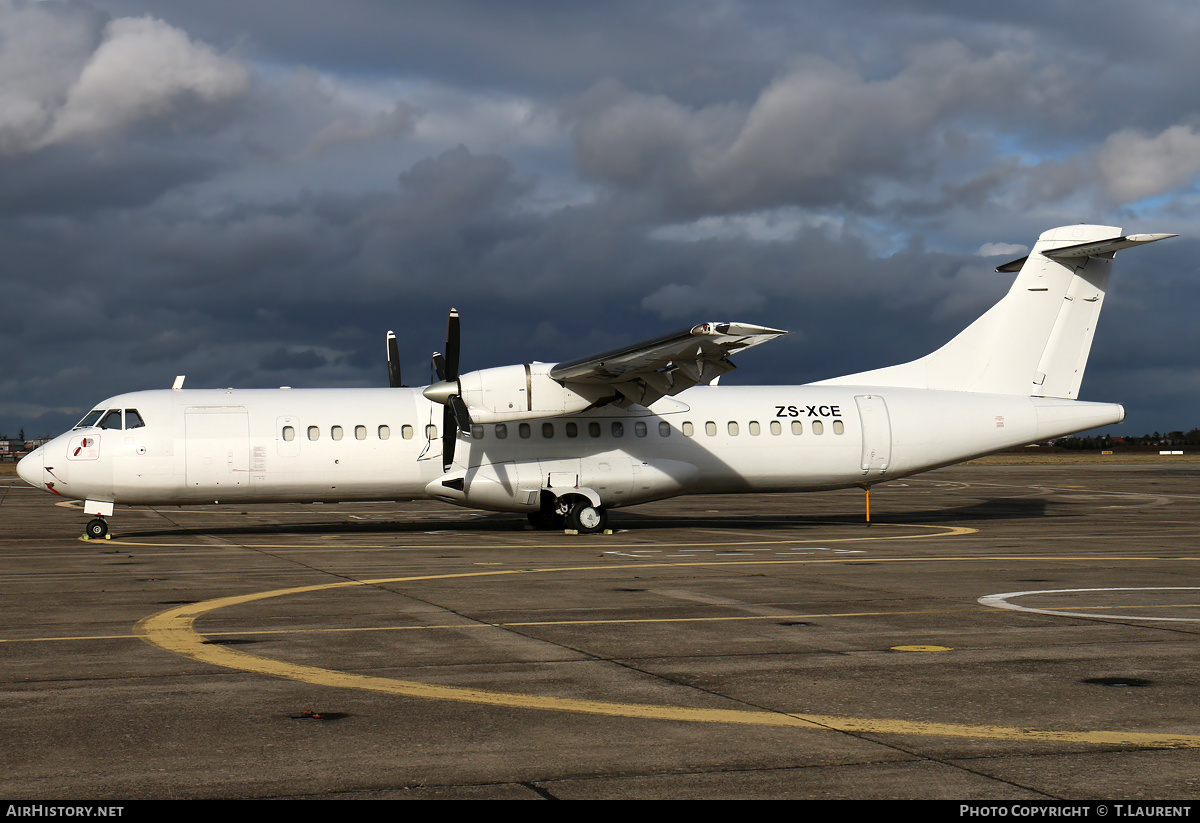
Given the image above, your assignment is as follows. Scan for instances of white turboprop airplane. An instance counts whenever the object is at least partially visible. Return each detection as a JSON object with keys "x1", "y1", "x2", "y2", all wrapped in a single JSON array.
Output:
[{"x1": 17, "y1": 224, "x2": 1174, "y2": 539}]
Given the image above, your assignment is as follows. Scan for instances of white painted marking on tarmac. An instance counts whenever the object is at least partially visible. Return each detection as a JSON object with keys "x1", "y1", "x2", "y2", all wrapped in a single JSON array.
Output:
[
  {"x1": 608, "y1": 546, "x2": 868, "y2": 559},
  {"x1": 979, "y1": 588, "x2": 1200, "y2": 622}
]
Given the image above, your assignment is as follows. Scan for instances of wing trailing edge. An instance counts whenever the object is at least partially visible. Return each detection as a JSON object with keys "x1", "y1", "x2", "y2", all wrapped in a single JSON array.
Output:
[{"x1": 550, "y1": 322, "x2": 787, "y2": 406}]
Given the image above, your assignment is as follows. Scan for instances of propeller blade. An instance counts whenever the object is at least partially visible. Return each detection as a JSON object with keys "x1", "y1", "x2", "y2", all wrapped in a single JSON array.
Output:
[
  {"x1": 444, "y1": 307, "x2": 460, "y2": 381},
  {"x1": 442, "y1": 404, "x2": 456, "y2": 471},
  {"x1": 386, "y1": 331, "x2": 403, "y2": 388},
  {"x1": 450, "y1": 395, "x2": 471, "y2": 433},
  {"x1": 433, "y1": 307, "x2": 466, "y2": 472}
]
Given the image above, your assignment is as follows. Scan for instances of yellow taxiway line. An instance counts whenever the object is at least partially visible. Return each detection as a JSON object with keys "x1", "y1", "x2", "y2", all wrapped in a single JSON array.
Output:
[{"x1": 134, "y1": 554, "x2": 1200, "y2": 749}]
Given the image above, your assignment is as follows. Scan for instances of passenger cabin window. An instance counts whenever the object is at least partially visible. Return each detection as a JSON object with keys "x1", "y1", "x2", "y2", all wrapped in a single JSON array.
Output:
[
  {"x1": 471, "y1": 424, "x2": 484, "y2": 439},
  {"x1": 588, "y1": 422, "x2": 601, "y2": 438},
  {"x1": 770, "y1": 421, "x2": 782, "y2": 435},
  {"x1": 833, "y1": 420, "x2": 845, "y2": 435},
  {"x1": 566, "y1": 422, "x2": 578, "y2": 438},
  {"x1": 635, "y1": 422, "x2": 647, "y2": 437},
  {"x1": 380, "y1": 425, "x2": 392, "y2": 440},
  {"x1": 728, "y1": 422, "x2": 739, "y2": 436},
  {"x1": 705, "y1": 422, "x2": 717, "y2": 436},
  {"x1": 682, "y1": 422, "x2": 694, "y2": 436},
  {"x1": 812, "y1": 420, "x2": 824, "y2": 435},
  {"x1": 495, "y1": 424, "x2": 508, "y2": 439},
  {"x1": 659, "y1": 422, "x2": 671, "y2": 437},
  {"x1": 331, "y1": 426, "x2": 344, "y2": 441},
  {"x1": 542, "y1": 422, "x2": 554, "y2": 438},
  {"x1": 519, "y1": 423, "x2": 531, "y2": 439},
  {"x1": 426, "y1": 424, "x2": 438, "y2": 439},
  {"x1": 792, "y1": 421, "x2": 803, "y2": 435},
  {"x1": 355, "y1": 425, "x2": 367, "y2": 440},
  {"x1": 282, "y1": 426, "x2": 296, "y2": 441},
  {"x1": 612, "y1": 422, "x2": 624, "y2": 437},
  {"x1": 308, "y1": 426, "x2": 319, "y2": 441},
  {"x1": 749, "y1": 421, "x2": 760, "y2": 436},
  {"x1": 399, "y1": 425, "x2": 411, "y2": 440}
]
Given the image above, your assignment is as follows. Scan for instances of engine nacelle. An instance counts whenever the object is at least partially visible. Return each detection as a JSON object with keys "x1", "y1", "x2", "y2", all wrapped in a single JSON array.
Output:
[{"x1": 457, "y1": 362, "x2": 609, "y2": 424}]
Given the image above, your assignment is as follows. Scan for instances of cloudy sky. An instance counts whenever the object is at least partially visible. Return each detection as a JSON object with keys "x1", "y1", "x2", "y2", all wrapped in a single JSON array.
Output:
[{"x1": 2, "y1": 0, "x2": 1198, "y2": 439}]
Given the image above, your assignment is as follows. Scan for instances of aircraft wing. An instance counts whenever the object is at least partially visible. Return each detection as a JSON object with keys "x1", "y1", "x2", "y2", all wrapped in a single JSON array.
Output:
[{"x1": 549, "y1": 322, "x2": 787, "y2": 406}]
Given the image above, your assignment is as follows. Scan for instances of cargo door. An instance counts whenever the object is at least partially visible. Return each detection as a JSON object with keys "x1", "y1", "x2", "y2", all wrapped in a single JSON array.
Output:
[{"x1": 185, "y1": 407, "x2": 250, "y2": 496}]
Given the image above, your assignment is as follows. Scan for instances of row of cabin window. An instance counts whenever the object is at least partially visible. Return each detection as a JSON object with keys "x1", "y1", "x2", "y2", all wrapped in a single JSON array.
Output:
[
  {"x1": 280, "y1": 418, "x2": 847, "y2": 443},
  {"x1": 281, "y1": 424, "x2": 425, "y2": 442},
  {"x1": 475, "y1": 419, "x2": 846, "y2": 439}
]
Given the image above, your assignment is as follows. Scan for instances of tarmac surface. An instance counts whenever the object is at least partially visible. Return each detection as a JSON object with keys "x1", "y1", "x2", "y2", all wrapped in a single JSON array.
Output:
[{"x1": 2, "y1": 458, "x2": 1200, "y2": 800}]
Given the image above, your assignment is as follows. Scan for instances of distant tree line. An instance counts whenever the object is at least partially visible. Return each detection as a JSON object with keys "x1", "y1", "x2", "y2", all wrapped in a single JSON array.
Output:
[
  {"x1": 0, "y1": 429, "x2": 47, "y2": 442},
  {"x1": 1050, "y1": 430, "x2": 1200, "y2": 450}
]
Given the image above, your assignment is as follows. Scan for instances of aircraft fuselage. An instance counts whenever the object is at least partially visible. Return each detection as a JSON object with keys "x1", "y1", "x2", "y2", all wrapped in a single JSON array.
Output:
[{"x1": 18, "y1": 384, "x2": 1123, "y2": 516}]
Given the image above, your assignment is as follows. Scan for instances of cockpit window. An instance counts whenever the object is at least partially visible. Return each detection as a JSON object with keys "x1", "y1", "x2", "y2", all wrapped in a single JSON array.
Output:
[
  {"x1": 125, "y1": 409, "x2": 145, "y2": 429},
  {"x1": 75, "y1": 410, "x2": 104, "y2": 429},
  {"x1": 99, "y1": 410, "x2": 123, "y2": 430}
]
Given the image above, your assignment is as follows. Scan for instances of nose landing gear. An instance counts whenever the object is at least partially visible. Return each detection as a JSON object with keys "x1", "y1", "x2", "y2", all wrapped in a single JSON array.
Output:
[{"x1": 81, "y1": 500, "x2": 115, "y2": 540}]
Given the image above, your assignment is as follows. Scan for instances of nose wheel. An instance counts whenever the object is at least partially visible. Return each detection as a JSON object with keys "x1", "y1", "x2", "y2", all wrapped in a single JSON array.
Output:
[{"x1": 85, "y1": 518, "x2": 109, "y2": 540}]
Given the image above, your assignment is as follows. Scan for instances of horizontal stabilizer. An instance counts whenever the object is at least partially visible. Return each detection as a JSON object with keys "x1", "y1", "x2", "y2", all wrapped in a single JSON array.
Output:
[{"x1": 996, "y1": 233, "x2": 1176, "y2": 272}]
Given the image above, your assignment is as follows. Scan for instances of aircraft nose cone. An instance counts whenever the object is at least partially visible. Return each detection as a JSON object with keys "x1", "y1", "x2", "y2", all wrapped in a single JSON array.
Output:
[{"x1": 16, "y1": 446, "x2": 43, "y2": 489}]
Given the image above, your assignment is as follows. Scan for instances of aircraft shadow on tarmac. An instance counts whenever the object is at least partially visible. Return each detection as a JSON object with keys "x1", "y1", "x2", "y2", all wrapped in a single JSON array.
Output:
[{"x1": 115, "y1": 495, "x2": 1057, "y2": 539}]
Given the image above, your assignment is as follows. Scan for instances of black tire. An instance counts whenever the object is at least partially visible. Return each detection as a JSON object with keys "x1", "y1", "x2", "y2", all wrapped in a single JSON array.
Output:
[
  {"x1": 566, "y1": 501, "x2": 607, "y2": 534},
  {"x1": 85, "y1": 518, "x2": 108, "y2": 539}
]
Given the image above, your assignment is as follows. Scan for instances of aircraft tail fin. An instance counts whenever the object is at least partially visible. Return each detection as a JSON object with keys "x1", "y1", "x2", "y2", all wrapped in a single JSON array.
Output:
[{"x1": 815, "y1": 224, "x2": 1175, "y2": 398}]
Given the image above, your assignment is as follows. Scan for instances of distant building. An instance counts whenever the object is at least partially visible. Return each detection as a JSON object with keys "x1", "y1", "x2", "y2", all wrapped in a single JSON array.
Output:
[{"x1": 0, "y1": 438, "x2": 25, "y2": 460}]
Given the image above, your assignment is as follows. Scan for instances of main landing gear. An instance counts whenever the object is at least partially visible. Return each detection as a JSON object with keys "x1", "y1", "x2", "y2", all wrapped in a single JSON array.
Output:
[
  {"x1": 527, "y1": 493, "x2": 609, "y2": 535},
  {"x1": 84, "y1": 518, "x2": 109, "y2": 539},
  {"x1": 566, "y1": 500, "x2": 607, "y2": 534}
]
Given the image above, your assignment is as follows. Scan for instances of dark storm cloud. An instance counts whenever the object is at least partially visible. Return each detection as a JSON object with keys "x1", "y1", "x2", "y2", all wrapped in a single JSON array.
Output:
[
  {"x1": 0, "y1": 144, "x2": 225, "y2": 215},
  {"x1": 86, "y1": 0, "x2": 793, "y2": 102},
  {"x1": 0, "y1": 2, "x2": 250, "y2": 154},
  {"x1": 4, "y1": 0, "x2": 1200, "y2": 439},
  {"x1": 566, "y1": 44, "x2": 1061, "y2": 216}
]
